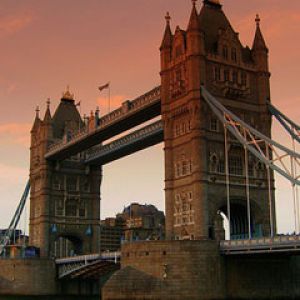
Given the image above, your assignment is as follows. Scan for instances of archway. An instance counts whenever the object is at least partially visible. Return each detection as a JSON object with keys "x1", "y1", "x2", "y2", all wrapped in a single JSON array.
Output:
[
  {"x1": 53, "y1": 235, "x2": 83, "y2": 258},
  {"x1": 218, "y1": 202, "x2": 262, "y2": 240}
]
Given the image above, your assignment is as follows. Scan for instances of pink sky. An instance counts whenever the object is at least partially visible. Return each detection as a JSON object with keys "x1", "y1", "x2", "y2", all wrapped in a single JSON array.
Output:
[{"x1": 0, "y1": 0, "x2": 299, "y2": 233}]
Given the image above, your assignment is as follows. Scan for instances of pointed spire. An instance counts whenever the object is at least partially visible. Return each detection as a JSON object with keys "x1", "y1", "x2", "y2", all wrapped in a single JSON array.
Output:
[
  {"x1": 62, "y1": 85, "x2": 75, "y2": 102},
  {"x1": 31, "y1": 106, "x2": 41, "y2": 132},
  {"x1": 35, "y1": 106, "x2": 40, "y2": 118},
  {"x1": 252, "y1": 14, "x2": 268, "y2": 51},
  {"x1": 188, "y1": 0, "x2": 199, "y2": 31},
  {"x1": 160, "y1": 12, "x2": 173, "y2": 50},
  {"x1": 43, "y1": 98, "x2": 52, "y2": 123}
]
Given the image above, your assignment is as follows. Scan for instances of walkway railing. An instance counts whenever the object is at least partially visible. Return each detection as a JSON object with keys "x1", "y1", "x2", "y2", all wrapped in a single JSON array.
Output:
[
  {"x1": 46, "y1": 86, "x2": 161, "y2": 157},
  {"x1": 220, "y1": 235, "x2": 300, "y2": 255},
  {"x1": 85, "y1": 120, "x2": 163, "y2": 164}
]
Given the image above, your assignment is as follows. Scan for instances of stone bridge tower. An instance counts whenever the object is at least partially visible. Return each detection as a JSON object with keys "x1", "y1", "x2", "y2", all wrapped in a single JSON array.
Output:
[
  {"x1": 161, "y1": 0, "x2": 275, "y2": 240},
  {"x1": 29, "y1": 89, "x2": 101, "y2": 258}
]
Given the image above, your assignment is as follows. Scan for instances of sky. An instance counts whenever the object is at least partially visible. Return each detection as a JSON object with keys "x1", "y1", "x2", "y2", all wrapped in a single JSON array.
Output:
[{"x1": 0, "y1": 0, "x2": 299, "y2": 234}]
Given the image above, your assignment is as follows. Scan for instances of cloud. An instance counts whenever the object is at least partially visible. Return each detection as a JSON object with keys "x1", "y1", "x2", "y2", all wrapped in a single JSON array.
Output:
[
  {"x1": 0, "y1": 11, "x2": 34, "y2": 38},
  {"x1": 0, "y1": 123, "x2": 31, "y2": 147},
  {"x1": 230, "y1": 6, "x2": 300, "y2": 50}
]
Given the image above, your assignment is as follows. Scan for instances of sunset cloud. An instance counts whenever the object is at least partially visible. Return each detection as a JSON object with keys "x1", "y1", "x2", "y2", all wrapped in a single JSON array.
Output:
[
  {"x1": 0, "y1": 11, "x2": 34, "y2": 38},
  {"x1": 96, "y1": 95, "x2": 128, "y2": 113},
  {"x1": 0, "y1": 123, "x2": 31, "y2": 147}
]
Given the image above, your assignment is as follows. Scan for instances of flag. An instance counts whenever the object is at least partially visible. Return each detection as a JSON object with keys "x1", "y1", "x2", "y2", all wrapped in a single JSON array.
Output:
[{"x1": 98, "y1": 82, "x2": 110, "y2": 92}]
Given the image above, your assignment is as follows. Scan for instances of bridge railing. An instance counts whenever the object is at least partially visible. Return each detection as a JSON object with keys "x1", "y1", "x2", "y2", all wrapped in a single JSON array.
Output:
[
  {"x1": 46, "y1": 86, "x2": 161, "y2": 155},
  {"x1": 55, "y1": 251, "x2": 121, "y2": 265},
  {"x1": 220, "y1": 235, "x2": 300, "y2": 254}
]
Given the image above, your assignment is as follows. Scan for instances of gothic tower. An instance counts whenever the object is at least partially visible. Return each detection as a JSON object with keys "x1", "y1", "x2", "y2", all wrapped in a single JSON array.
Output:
[
  {"x1": 29, "y1": 89, "x2": 102, "y2": 257},
  {"x1": 161, "y1": 0, "x2": 275, "y2": 240}
]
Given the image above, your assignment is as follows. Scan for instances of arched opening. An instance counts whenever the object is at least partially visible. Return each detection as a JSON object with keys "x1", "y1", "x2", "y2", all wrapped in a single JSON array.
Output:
[
  {"x1": 53, "y1": 235, "x2": 83, "y2": 258},
  {"x1": 219, "y1": 203, "x2": 261, "y2": 240}
]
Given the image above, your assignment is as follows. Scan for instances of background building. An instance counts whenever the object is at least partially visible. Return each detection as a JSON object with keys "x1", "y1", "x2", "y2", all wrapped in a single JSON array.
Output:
[{"x1": 100, "y1": 203, "x2": 165, "y2": 252}]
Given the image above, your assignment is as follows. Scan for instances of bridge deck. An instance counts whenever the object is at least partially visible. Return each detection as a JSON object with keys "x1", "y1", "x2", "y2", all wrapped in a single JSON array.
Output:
[
  {"x1": 45, "y1": 86, "x2": 161, "y2": 161},
  {"x1": 85, "y1": 120, "x2": 163, "y2": 165}
]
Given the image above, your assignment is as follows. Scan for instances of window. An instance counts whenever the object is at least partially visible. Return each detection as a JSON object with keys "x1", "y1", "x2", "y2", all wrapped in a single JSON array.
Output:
[
  {"x1": 55, "y1": 199, "x2": 64, "y2": 216},
  {"x1": 182, "y1": 161, "x2": 189, "y2": 176},
  {"x1": 210, "y1": 117, "x2": 219, "y2": 132},
  {"x1": 241, "y1": 72, "x2": 247, "y2": 86},
  {"x1": 214, "y1": 67, "x2": 221, "y2": 81},
  {"x1": 67, "y1": 176, "x2": 77, "y2": 192},
  {"x1": 53, "y1": 177, "x2": 61, "y2": 190},
  {"x1": 222, "y1": 46, "x2": 228, "y2": 60},
  {"x1": 218, "y1": 160, "x2": 225, "y2": 173},
  {"x1": 231, "y1": 48, "x2": 237, "y2": 62},
  {"x1": 229, "y1": 155, "x2": 243, "y2": 175},
  {"x1": 65, "y1": 198, "x2": 78, "y2": 217},
  {"x1": 210, "y1": 154, "x2": 218, "y2": 173},
  {"x1": 224, "y1": 69, "x2": 230, "y2": 81},
  {"x1": 79, "y1": 200, "x2": 86, "y2": 217},
  {"x1": 232, "y1": 71, "x2": 238, "y2": 84}
]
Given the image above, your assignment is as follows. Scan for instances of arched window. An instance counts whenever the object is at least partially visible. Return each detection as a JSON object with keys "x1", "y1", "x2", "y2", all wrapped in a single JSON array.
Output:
[{"x1": 210, "y1": 154, "x2": 218, "y2": 173}]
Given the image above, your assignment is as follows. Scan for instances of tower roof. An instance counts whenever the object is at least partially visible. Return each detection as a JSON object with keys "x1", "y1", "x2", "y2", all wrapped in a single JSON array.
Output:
[
  {"x1": 61, "y1": 85, "x2": 75, "y2": 103},
  {"x1": 252, "y1": 14, "x2": 268, "y2": 51},
  {"x1": 31, "y1": 106, "x2": 41, "y2": 132},
  {"x1": 160, "y1": 12, "x2": 173, "y2": 50},
  {"x1": 187, "y1": 0, "x2": 200, "y2": 32},
  {"x1": 203, "y1": 0, "x2": 222, "y2": 9},
  {"x1": 43, "y1": 98, "x2": 52, "y2": 123},
  {"x1": 52, "y1": 91, "x2": 82, "y2": 139},
  {"x1": 198, "y1": 1, "x2": 231, "y2": 51}
]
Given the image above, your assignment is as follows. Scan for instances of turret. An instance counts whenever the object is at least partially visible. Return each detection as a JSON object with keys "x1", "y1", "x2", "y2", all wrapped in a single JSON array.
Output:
[
  {"x1": 31, "y1": 106, "x2": 41, "y2": 134},
  {"x1": 43, "y1": 99, "x2": 53, "y2": 140},
  {"x1": 186, "y1": 0, "x2": 204, "y2": 91},
  {"x1": 252, "y1": 14, "x2": 269, "y2": 72},
  {"x1": 160, "y1": 12, "x2": 173, "y2": 71}
]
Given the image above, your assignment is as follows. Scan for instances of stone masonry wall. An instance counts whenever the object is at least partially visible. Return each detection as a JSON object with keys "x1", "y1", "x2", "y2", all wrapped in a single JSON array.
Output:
[
  {"x1": 0, "y1": 258, "x2": 57, "y2": 295},
  {"x1": 103, "y1": 240, "x2": 226, "y2": 300}
]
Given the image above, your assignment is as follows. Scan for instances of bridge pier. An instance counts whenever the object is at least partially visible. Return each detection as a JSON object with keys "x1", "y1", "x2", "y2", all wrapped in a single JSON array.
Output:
[
  {"x1": 102, "y1": 240, "x2": 226, "y2": 300},
  {"x1": 102, "y1": 240, "x2": 300, "y2": 300},
  {"x1": 0, "y1": 258, "x2": 101, "y2": 297}
]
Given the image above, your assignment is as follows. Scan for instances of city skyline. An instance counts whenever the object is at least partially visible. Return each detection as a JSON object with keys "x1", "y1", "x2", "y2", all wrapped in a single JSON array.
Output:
[{"x1": 0, "y1": 0, "x2": 300, "y2": 233}]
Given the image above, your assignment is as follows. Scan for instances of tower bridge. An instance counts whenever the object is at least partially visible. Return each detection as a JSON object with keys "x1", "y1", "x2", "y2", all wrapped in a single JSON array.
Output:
[{"x1": 1, "y1": 0, "x2": 300, "y2": 299}]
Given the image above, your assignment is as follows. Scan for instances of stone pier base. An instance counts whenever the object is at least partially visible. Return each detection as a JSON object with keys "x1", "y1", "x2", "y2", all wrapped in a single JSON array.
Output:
[
  {"x1": 102, "y1": 240, "x2": 300, "y2": 300},
  {"x1": 102, "y1": 240, "x2": 225, "y2": 300},
  {"x1": 0, "y1": 258, "x2": 57, "y2": 295}
]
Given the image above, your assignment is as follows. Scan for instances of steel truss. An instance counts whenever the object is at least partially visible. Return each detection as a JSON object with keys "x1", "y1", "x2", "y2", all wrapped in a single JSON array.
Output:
[
  {"x1": 268, "y1": 102, "x2": 300, "y2": 144},
  {"x1": 201, "y1": 86, "x2": 300, "y2": 235},
  {"x1": 201, "y1": 87, "x2": 300, "y2": 186},
  {"x1": 0, "y1": 180, "x2": 30, "y2": 256}
]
